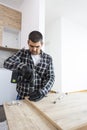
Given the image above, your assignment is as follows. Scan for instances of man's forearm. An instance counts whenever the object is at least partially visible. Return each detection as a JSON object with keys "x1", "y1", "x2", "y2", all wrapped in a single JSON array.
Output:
[{"x1": 41, "y1": 75, "x2": 55, "y2": 96}]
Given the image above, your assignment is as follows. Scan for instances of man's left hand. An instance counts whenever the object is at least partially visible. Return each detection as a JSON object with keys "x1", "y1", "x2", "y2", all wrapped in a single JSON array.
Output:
[{"x1": 29, "y1": 90, "x2": 44, "y2": 101}]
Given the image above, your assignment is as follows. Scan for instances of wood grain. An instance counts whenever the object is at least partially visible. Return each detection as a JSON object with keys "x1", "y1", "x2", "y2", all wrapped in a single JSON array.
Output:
[
  {"x1": 4, "y1": 100, "x2": 60, "y2": 130},
  {"x1": 25, "y1": 97, "x2": 62, "y2": 130},
  {"x1": 28, "y1": 92, "x2": 87, "y2": 130},
  {"x1": 4, "y1": 92, "x2": 87, "y2": 130}
]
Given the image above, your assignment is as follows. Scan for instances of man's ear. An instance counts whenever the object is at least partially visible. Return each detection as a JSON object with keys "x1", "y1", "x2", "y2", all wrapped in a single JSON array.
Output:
[
  {"x1": 41, "y1": 42, "x2": 43, "y2": 46},
  {"x1": 27, "y1": 40, "x2": 29, "y2": 45}
]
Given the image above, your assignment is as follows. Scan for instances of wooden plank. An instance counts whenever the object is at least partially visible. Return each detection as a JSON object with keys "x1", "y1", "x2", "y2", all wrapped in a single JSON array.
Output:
[
  {"x1": 4, "y1": 100, "x2": 60, "y2": 130},
  {"x1": 71, "y1": 122, "x2": 87, "y2": 130},
  {"x1": 27, "y1": 92, "x2": 87, "y2": 130},
  {"x1": 0, "y1": 46, "x2": 19, "y2": 52},
  {"x1": 25, "y1": 97, "x2": 62, "y2": 130},
  {"x1": 4, "y1": 92, "x2": 87, "y2": 130}
]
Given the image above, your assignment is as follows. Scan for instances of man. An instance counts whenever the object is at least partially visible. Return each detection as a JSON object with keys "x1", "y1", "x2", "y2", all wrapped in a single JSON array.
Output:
[{"x1": 3, "y1": 31, "x2": 55, "y2": 101}]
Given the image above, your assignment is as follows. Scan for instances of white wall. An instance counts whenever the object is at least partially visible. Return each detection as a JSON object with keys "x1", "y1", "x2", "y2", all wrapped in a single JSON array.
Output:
[
  {"x1": 45, "y1": 18, "x2": 61, "y2": 92},
  {"x1": 61, "y1": 17, "x2": 87, "y2": 92},
  {"x1": 46, "y1": 16, "x2": 87, "y2": 93},
  {"x1": 20, "y1": 0, "x2": 45, "y2": 48}
]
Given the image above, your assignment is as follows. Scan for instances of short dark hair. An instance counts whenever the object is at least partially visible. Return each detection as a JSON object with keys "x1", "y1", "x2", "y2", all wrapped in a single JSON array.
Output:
[{"x1": 28, "y1": 31, "x2": 43, "y2": 43}]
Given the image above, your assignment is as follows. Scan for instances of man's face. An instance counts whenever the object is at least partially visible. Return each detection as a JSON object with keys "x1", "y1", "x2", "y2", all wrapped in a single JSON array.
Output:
[{"x1": 28, "y1": 40, "x2": 43, "y2": 55}]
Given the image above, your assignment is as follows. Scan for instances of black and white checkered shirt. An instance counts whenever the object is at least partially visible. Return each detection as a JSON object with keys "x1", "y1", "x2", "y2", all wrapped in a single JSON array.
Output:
[{"x1": 3, "y1": 49, "x2": 55, "y2": 99}]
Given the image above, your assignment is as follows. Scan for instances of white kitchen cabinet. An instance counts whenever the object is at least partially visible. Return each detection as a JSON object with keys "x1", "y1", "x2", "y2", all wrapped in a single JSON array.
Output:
[
  {"x1": 0, "y1": 69, "x2": 17, "y2": 105},
  {"x1": 2, "y1": 27, "x2": 21, "y2": 49}
]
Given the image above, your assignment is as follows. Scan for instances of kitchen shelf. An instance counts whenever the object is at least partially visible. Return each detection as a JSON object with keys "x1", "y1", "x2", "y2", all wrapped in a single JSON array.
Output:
[{"x1": 0, "y1": 46, "x2": 19, "y2": 52}]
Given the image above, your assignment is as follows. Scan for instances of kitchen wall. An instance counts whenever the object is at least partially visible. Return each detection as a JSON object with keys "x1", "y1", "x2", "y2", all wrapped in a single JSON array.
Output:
[
  {"x1": 61, "y1": 17, "x2": 87, "y2": 92},
  {"x1": 46, "y1": 16, "x2": 87, "y2": 93},
  {"x1": 45, "y1": 0, "x2": 87, "y2": 92},
  {"x1": 45, "y1": 17, "x2": 61, "y2": 92},
  {"x1": 20, "y1": 0, "x2": 45, "y2": 48}
]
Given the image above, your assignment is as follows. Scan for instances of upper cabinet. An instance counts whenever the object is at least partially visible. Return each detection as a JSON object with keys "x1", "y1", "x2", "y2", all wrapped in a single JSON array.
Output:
[{"x1": 0, "y1": 4, "x2": 21, "y2": 48}]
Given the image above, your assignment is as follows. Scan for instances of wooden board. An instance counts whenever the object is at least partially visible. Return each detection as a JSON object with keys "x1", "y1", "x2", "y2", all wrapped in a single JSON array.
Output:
[
  {"x1": 26, "y1": 92, "x2": 87, "y2": 130},
  {"x1": 4, "y1": 100, "x2": 61, "y2": 130},
  {"x1": 4, "y1": 92, "x2": 87, "y2": 130}
]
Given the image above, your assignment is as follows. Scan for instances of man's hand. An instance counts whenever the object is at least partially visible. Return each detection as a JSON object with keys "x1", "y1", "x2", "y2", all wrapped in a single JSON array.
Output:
[{"x1": 29, "y1": 90, "x2": 44, "y2": 101}]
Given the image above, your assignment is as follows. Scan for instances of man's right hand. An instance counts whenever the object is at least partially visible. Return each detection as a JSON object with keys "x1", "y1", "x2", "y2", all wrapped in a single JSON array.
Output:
[{"x1": 29, "y1": 90, "x2": 44, "y2": 102}]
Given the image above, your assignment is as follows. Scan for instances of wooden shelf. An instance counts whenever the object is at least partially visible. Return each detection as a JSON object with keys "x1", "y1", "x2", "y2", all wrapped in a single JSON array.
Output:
[{"x1": 0, "y1": 46, "x2": 19, "y2": 52}]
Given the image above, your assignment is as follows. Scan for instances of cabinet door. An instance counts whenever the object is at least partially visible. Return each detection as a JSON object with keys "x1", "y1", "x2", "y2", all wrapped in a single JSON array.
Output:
[{"x1": 3, "y1": 27, "x2": 21, "y2": 49}]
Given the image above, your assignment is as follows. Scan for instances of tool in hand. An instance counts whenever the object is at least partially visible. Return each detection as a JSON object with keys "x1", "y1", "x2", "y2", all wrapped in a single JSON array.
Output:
[
  {"x1": 11, "y1": 64, "x2": 34, "y2": 93},
  {"x1": 11, "y1": 64, "x2": 44, "y2": 101}
]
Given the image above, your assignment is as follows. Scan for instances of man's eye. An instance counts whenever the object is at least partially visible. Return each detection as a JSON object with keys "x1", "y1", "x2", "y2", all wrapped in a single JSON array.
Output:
[
  {"x1": 30, "y1": 46, "x2": 39, "y2": 48},
  {"x1": 36, "y1": 46, "x2": 39, "y2": 48}
]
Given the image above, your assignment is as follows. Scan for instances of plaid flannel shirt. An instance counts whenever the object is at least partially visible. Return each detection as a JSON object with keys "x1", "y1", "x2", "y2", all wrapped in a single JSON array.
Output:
[{"x1": 3, "y1": 49, "x2": 55, "y2": 99}]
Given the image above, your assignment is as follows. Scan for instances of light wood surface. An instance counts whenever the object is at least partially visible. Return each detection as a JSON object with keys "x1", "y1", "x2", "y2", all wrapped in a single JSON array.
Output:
[
  {"x1": 29, "y1": 92, "x2": 87, "y2": 130},
  {"x1": 25, "y1": 97, "x2": 62, "y2": 130},
  {"x1": 4, "y1": 92, "x2": 87, "y2": 130},
  {"x1": 4, "y1": 100, "x2": 60, "y2": 130}
]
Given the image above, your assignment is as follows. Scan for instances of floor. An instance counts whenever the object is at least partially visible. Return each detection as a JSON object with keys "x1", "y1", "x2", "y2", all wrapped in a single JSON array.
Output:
[
  {"x1": 0, "y1": 105, "x2": 6, "y2": 122},
  {"x1": 0, "y1": 105, "x2": 8, "y2": 130}
]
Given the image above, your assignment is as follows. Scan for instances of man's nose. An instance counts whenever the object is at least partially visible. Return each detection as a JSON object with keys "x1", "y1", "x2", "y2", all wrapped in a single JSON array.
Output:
[{"x1": 33, "y1": 47, "x2": 37, "y2": 51}]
